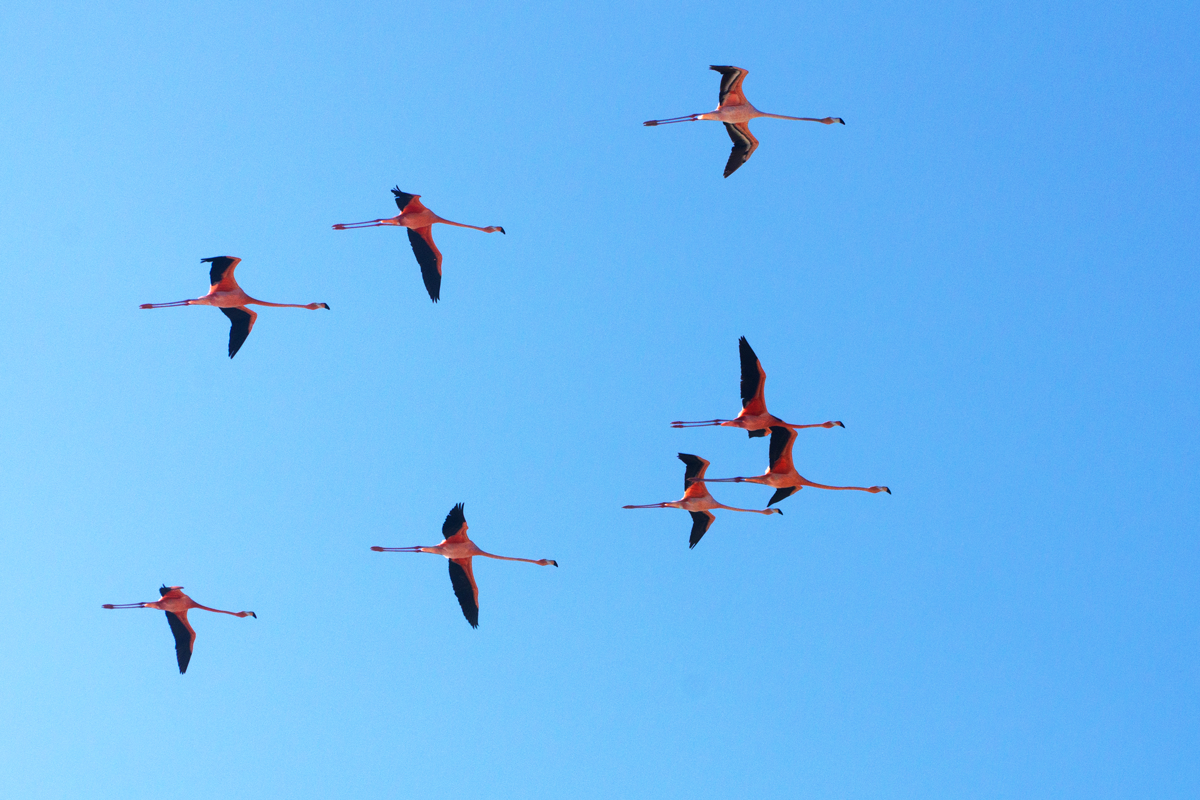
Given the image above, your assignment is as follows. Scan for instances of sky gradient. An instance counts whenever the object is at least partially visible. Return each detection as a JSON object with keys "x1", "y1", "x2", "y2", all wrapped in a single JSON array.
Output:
[{"x1": 1, "y1": 1, "x2": 1197, "y2": 798}]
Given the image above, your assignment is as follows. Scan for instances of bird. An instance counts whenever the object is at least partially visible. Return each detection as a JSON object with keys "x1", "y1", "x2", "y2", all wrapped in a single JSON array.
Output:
[
  {"x1": 672, "y1": 337, "x2": 845, "y2": 438},
  {"x1": 102, "y1": 585, "x2": 256, "y2": 674},
  {"x1": 643, "y1": 65, "x2": 844, "y2": 177},
  {"x1": 622, "y1": 453, "x2": 781, "y2": 548},
  {"x1": 371, "y1": 503, "x2": 557, "y2": 628},
  {"x1": 139, "y1": 257, "x2": 330, "y2": 358},
  {"x1": 702, "y1": 426, "x2": 891, "y2": 505},
  {"x1": 332, "y1": 187, "x2": 505, "y2": 303}
]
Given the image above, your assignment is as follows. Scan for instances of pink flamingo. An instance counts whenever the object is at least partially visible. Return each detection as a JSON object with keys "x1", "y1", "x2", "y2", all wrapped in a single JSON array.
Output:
[
  {"x1": 703, "y1": 426, "x2": 891, "y2": 505},
  {"x1": 644, "y1": 65, "x2": 844, "y2": 177},
  {"x1": 102, "y1": 585, "x2": 256, "y2": 674},
  {"x1": 332, "y1": 188, "x2": 505, "y2": 302},
  {"x1": 371, "y1": 504, "x2": 557, "y2": 628},
  {"x1": 623, "y1": 453, "x2": 781, "y2": 548},
  {"x1": 140, "y1": 257, "x2": 329, "y2": 358},
  {"x1": 673, "y1": 337, "x2": 844, "y2": 438}
]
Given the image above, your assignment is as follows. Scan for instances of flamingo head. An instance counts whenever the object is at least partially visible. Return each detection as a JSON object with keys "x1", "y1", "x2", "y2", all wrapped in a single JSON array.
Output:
[
  {"x1": 823, "y1": 117, "x2": 845, "y2": 125},
  {"x1": 305, "y1": 303, "x2": 330, "y2": 310},
  {"x1": 872, "y1": 486, "x2": 891, "y2": 494},
  {"x1": 238, "y1": 611, "x2": 257, "y2": 618},
  {"x1": 538, "y1": 559, "x2": 558, "y2": 567}
]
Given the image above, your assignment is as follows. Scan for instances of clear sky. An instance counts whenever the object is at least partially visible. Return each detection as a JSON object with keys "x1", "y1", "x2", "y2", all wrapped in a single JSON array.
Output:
[{"x1": 1, "y1": 1, "x2": 1197, "y2": 797}]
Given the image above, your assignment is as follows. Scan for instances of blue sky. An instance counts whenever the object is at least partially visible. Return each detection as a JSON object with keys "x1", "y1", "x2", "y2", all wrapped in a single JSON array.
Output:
[{"x1": 1, "y1": 1, "x2": 1197, "y2": 797}]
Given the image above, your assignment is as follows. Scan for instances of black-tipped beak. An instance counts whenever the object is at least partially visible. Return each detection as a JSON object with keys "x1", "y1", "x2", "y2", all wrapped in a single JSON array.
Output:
[
  {"x1": 776, "y1": 509, "x2": 783, "y2": 515},
  {"x1": 885, "y1": 488, "x2": 892, "y2": 494},
  {"x1": 837, "y1": 421, "x2": 846, "y2": 428},
  {"x1": 838, "y1": 118, "x2": 846, "y2": 125},
  {"x1": 499, "y1": 227, "x2": 506, "y2": 234},
  {"x1": 551, "y1": 561, "x2": 559, "y2": 567},
  {"x1": 322, "y1": 303, "x2": 331, "y2": 309},
  {"x1": 250, "y1": 612, "x2": 257, "y2": 618}
]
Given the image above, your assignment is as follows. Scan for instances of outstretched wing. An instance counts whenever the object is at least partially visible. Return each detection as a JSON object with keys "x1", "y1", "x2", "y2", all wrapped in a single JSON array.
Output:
[
  {"x1": 447, "y1": 558, "x2": 480, "y2": 628},
  {"x1": 710, "y1": 65, "x2": 749, "y2": 107},
  {"x1": 688, "y1": 510, "x2": 715, "y2": 549},
  {"x1": 768, "y1": 487, "x2": 798, "y2": 506},
  {"x1": 677, "y1": 453, "x2": 709, "y2": 488},
  {"x1": 442, "y1": 503, "x2": 468, "y2": 541},
  {"x1": 407, "y1": 227, "x2": 444, "y2": 303},
  {"x1": 723, "y1": 122, "x2": 759, "y2": 178},
  {"x1": 738, "y1": 337, "x2": 767, "y2": 414},
  {"x1": 220, "y1": 306, "x2": 257, "y2": 359},
  {"x1": 768, "y1": 426, "x2": 797, "y2": 474},
  {"x1": 391, "y1": 187, "x2": 423, "y2": 213},
  {"x1": 164, "y1": 611, "x2": 195, "y2": 674},
  {"x1": 202, "y1": 256, "x2": 242, "y2": 292}
]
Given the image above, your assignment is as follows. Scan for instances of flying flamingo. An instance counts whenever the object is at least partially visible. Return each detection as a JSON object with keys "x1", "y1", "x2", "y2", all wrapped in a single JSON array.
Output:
[
  {"x1": 644, "y1": 65, "x2": 844, "y2": 177},
  {"x1": 371, "y1": 503, "x2": 557, "y2": 628},
  {"x1": 623, "y1": 453, "x2": 781, "y2": 548},
  {"x1": 672, "y1": 337, "x2": 844, "y2": 438},
  {"x1": 102, "y1": 585, "x2": 256, "y2": 674},
  {"x1": 140, "y1": 257, "x2": 330, "y2": 358},
  {"x1": 703, "y1": 426, "x2": 891, "y2": 506},
  {"x1": 332, "y1": 187, "x2": 505, "y2": 303}
]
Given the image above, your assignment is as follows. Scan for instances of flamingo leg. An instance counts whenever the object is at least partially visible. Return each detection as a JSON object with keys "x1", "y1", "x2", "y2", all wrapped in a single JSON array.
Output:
[
  {"x1": 622, "y1": 503, "x2": 674, "y2": 509},
  {"x1": 139, "y1": 300, "x2": 195, "y2": 309},
  {"x1": 644, "y1": 114, "x2": 702, "y2": 126},
  {"x1": 371, "y1": 546, "x2": 425, "y2": 552},
  {"x1": 332, "y1": 219, "x2": 393, "y2": 229},
  {"x1": 670, "y1": 420, "x2": 729, "y2": 427},
  {"x1": 102, "y1": 602, "x2": 148, "y2": 608}
]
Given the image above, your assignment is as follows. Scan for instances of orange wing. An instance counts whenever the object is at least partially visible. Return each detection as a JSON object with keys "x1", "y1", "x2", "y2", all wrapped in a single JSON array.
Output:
[
  {"x1": 408, "y1": 226, "x2": 444, "y2": 302},
  {"x1": 722, "y1": 122, "x2": 759, "y2": 178},
  {"x1": 710, "y1": 65, "x2": 749, "y2": 107},
  {"x1": 767, "y1": 426, "x2": 797, "y2": 476},
  {"x1": 203, "y1": 256, "x2": 242, "y2": 292},
  {"x1": 448, "y1": 558, "x2": 480, "y2": 628},
  {"x1": 738, "y1": 336, "x2": 768, "y2": 415}
]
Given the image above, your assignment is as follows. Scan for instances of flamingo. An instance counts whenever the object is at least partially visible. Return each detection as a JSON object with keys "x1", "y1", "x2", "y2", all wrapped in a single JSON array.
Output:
[
  {"x1": 102, "y1": 585, "x2": 256, "y2": 674},
  {"x1": 703, "y1": 426, "x2": 891, "y2": 505},
  {"x1": 371, "y1": 504, "x2": 557, "y2": 628},
  {"x1": 140, "y1": 257, "x2": 330, "y2": 358},
  {"x1": 672, "y1": 337, "x2": 845, "y2": 438},
  {"x1": 332, "y1": 187, "x2": 505, "y2": 303},
  {"x1": 644, "y1": 65, "x2": 844, "y2": 177},
  {"x1": 623, "y1": 453, "x2": 781, "y2": 548}
]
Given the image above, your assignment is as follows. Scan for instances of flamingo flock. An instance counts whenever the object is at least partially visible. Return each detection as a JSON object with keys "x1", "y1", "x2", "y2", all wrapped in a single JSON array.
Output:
[{"x1": 110, "y1": 64, "x2": 887, "y2": 670}]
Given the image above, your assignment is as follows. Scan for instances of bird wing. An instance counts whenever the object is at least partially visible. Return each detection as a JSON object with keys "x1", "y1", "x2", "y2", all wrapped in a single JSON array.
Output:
[
  {"x1": 723, "y1": 122, "x2": 759, "y2": 178},
  {"x1": 407, "y1": 227, "x2": 444, "y2": 303},
  {"x1": 448, "y1": 558, "x2": 480, "y2": 628},
  {"x1": 710, "y1": 65, "x2": 749, "y2": 107},
  {"x1": 392, "y1": 187, "x2": 424, "y2": 213},
  {"x1": 220, "y1": 306, "x2": 257, "y2": 359},
  {"x1": 688, "y1": 510, "x2": 715, "y2": 549},
  {"x1": 768, "y1": 426, "x2": 797, "y2": 475},
  {"x1": 738, "y1": 337, "x2": 767, "y2": 414},
  {"x1": 442, "y1": 503, "x2": 468, "y2": 540},
  {"x1": 768, "y1": 487, "x2": 798, "y2": 506},
  {"x1": 164, "y1": 610, "x2": 195, "y2": 674},
  {"x1": 202, "y1": 256, "x2": 242, "y2": 292},
  {"x1": 677, "y1": 453, "x2": 709, "y2": 488}
]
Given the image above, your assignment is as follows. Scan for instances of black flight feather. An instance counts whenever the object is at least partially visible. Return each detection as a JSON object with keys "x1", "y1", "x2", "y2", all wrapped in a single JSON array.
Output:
[
  {"x1": 768, "y1": 426, "x2": 793, "y2": 467},
  {"x1": 407, "y1": 228, "x2": 441, "y2": 302},
  {"x1": 723, "y1": 123, "x2": 754, "y2": 178},
  {"x1": 164, "y1": 611, "x2": 192, "y2": 674},
  {"x1": 201, "y1": 256, "x2": 237, "y2": 286},
  {"x1": 447, "y1": 560, "x2": 479, "y2": 628},
  {"x1": 442, "y1": 503, "x2": 467, "y2": 540},
  {"x1": 768, "y1": 487, "x2": 797, "y2": 506},
  {"x1": 677, "y1": 453, "x2": 707, "y2": 488},
  {"x1": 738, "y1": 337, "x2": 761, "y2": 408},
  {"x1": 220, "y1": 307, "x2": 254, "y2": 358},
  {"x1": 391, "y1": 187, "x2": 416, "y2": 211},
  {"x1": 709, "y1": 65, "x2": 743, "y2": 105},
  {"x1": 748, "y1": 429, "x2": 766, "y2": 438},
  {"x1": 688, "y1": 511, "x2": 714, "y2": 549}
]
